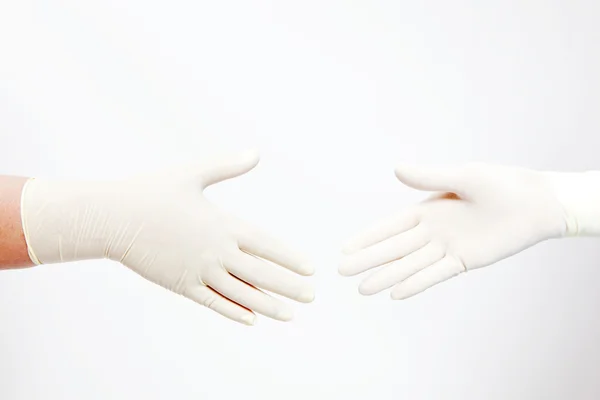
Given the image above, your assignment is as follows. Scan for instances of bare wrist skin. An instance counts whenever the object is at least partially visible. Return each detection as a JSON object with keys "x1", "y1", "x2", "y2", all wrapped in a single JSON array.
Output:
[{"x1": 0, "y1": 176, "x2": 34, "y2": 268}]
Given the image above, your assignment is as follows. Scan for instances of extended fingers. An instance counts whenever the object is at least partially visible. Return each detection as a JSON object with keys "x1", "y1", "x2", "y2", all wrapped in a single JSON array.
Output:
[
  {"x1": 339, "y1": 223, "x2": 429, "y2": 276},
  {"x1": 358, "y1": 242, "x2": 446, "y2": 296},
  {"x1": 342, "y1": 209, "x2": 420, "y2": 255},
  {"x1": 224, "y1": 251, "x2": 314, "y2": 303},
  {"x1": 394, "y1": 164, "x2": 468, "y2": 194},
  {"x1": 187, "y1": 285, "x2": 256, "y2": 326},
  {"x1": 390, "y1": 256, "x2": 465, "y2": 300},
  {"x1": 235, "y1": 223, "x2": 314, "y2": 276},
  {"x1": 203, "y1": 265, "x2": 294, "y2": 322}
]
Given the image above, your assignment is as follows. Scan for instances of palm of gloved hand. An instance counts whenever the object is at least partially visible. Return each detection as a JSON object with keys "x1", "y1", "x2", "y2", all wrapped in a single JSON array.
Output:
[
  {"x1": 339, "y1": 164, "x2": 568, "y2": 299},
  {"x1": 98, "y1": 151, "x2": 315, "y2": 325}
]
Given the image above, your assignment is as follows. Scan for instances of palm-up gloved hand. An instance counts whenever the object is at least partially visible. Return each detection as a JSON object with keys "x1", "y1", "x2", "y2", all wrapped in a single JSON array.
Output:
[
  {"x1": 339, "y1": 163, "x2": 600, "y2": 300},
  {"x1": 21, "y1": 150, "x2": 314, "y2": 325}
]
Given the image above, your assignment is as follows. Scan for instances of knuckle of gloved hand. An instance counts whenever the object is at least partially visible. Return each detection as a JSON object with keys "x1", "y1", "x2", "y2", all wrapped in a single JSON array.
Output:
[{"x1": 197, "y1": 252, "x2": 223, "y2": 271}]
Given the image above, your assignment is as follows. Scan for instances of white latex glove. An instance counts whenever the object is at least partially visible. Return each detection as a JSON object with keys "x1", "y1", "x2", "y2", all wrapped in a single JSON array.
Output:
[
  {"x1": 21, "y1": 150, "x2": 315, "y2": 325},
  {"x1": 339, "y1": 163, "x2": 600, "y2": 300}
]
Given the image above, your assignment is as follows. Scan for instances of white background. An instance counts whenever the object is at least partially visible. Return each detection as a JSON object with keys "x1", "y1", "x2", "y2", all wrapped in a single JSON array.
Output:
[{"x1": 2, "y1": 0, "x2": 600, "y2": 398}]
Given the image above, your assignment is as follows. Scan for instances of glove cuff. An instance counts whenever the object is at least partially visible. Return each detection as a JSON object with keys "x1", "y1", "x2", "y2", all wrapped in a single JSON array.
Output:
[
  {"x1": 546, "y1": 171, "x2": 600, "y2": 237},
  {"x1": 20, "y1": 178, "x2": 123, "y2": 264},
  {"x1": 20, "y1": 177, "x2": 42, "y2": 265}
]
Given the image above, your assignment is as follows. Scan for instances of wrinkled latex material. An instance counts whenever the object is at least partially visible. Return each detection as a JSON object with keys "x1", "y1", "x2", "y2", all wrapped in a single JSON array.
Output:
[{"x1": 21, "y1": 150, "x2": 315, "y2": 325}]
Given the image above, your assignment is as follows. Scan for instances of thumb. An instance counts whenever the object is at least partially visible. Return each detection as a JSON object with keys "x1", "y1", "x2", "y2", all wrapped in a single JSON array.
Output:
[
  {"x1": 199, "y1": 149, "x2": 260, "y2": 188},
  {"x1": 394, "y1": 164, "x2": 466, "y2": 194}
]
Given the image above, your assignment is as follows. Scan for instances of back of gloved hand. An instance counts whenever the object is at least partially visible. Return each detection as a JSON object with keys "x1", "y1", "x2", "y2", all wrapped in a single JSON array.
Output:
[
  {"x1": 21, "y1": 150, "x2": 315, "y2": 325},
  {"x1": 339, "y1": 163, "x2": 600, "y2": 300}
]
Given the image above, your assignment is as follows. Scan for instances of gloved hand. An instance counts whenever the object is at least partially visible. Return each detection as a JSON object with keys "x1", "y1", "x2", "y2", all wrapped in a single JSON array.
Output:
[
  {"x1": 21, "y1": 150, "x2": 315, "y2": 325},
  {"x1": 339, "y1": 163, "x2": 600, "y2": 300}
]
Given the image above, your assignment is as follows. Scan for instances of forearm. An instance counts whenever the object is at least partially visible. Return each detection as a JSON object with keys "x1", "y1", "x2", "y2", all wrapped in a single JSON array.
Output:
[{"x1": 0, "y1": 176, "x2": 34, "y2": 268}]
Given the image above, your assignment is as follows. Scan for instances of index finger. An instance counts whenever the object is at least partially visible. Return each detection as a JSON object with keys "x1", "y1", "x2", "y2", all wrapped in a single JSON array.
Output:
[
  {"x1": 234, "y1": 222, "x2": 314, "y2": 276},
  {"x1": 342, "y1": 207, "x2": 420, "y2": 255}
]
